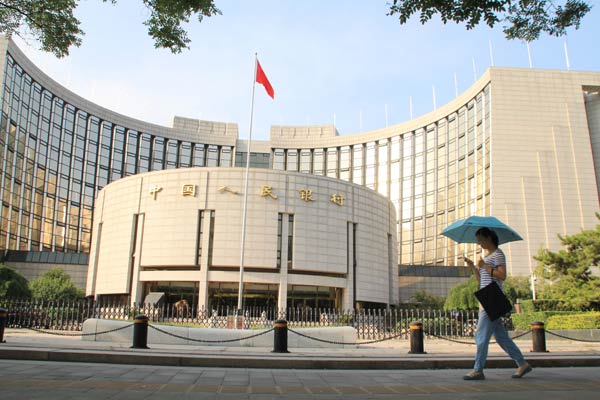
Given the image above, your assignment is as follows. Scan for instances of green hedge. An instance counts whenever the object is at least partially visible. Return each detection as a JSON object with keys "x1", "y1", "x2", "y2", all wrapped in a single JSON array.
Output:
[
  {"x1": 545, "y1": 312, "x2": 600, "y2": 329},
  {"x1": 511, "y1": 312, "x2": 551, "y2": 330},
  {"x1": 512, "y1": 311, "x2": 600, "y2": 330}
]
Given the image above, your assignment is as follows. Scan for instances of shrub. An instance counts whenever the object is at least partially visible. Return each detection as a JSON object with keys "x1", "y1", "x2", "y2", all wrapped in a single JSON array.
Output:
[
  {"x1": 518, "y1": 299, "x2": 535, "y2": 313},
  {"x1": 545, "y1": 312, "x2": 600, "y2": 329},
  {"x1": 411, "y1": 290, "x2": 445, "y2": 309},
  {"x1": 510, "y1": 311, "x2": 567, "y2": 330},
  {"x1": 444, "y1": 276, "x2": 479, "y2": 311},
  {"x1": 28, "y1": 268, "x2": 84, "y2": 301},
  {"x1": 0, "y1": 264, "x2": 30, "y2": 298}
]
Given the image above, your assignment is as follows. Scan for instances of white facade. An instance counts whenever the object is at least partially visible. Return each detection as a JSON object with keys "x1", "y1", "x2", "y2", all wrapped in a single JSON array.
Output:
[{"x1": 86, "y1": 168, "x2": 398, "y2": 309}]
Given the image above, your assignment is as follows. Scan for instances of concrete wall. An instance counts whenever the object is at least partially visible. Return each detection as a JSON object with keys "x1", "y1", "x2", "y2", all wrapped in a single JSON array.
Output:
[
  {"x1": 5, "y1": 261, "x2": 87, "y2": 290},
  {"x1": 87, "y1": 168, "x2": 398, "y2": 308},
  {"x1": 398, "y1": 276, "x2": 469, "y2": 303},
  {"x1": 82, "y1": 318, "x2": 358, "y2": 348},
  {"x1": 489, "y1": 69, "x2": 600, "y2": 278}
]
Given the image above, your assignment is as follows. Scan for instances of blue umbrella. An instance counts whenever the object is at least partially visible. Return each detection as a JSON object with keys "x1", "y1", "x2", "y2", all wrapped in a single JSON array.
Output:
[{"x1": 441, "y1": 216, "x2": 523, "y2": 245}]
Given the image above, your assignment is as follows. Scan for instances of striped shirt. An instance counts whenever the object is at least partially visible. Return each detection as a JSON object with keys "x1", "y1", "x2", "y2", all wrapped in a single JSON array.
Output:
[{"x1": 479, "y1": 248, "x2": 506, "y2": 291}]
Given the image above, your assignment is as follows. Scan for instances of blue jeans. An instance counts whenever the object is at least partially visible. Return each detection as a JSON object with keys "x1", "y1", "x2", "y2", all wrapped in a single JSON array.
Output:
[{"x1": 474, "y1": 311, "x2": 526, "y2": 372}]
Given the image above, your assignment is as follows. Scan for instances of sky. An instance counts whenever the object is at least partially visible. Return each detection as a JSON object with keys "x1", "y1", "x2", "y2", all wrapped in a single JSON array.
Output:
[{"x1": 12, "y1": 1, "x2": 600, "y2": 142}]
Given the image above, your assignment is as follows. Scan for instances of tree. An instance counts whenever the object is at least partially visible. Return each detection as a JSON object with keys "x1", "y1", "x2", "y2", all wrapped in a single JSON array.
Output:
[
  {"x1": 411, "y1": 290, "x2": 445, "y2": 309},
  {"x1": 502, "y1": 275, "x2": 532, "y2": 304},
  {"x1": 387, "y1": 0, "x2": 591, "y2": 42},
  {"x1": 443, "y1": 274, "x2": 531, "y2": 311},
  {"x1": 444, "y1": 276, "x2": 479, "y2": 310},
  {"x1": 0, "y1": 263, "x2": 31, "y2": 298},
  {"x1": 0, "y1": 0, "x2": 221, "y2": 57},
  {"x1": 28, "y1": 267, "x2": 84, "y2": 301},
  {"x1": 534, "y1": 214, "x2": 600, "y2": 310}
]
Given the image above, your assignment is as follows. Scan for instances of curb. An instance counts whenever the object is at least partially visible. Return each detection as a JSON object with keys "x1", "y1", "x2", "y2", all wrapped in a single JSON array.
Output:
[{"x1": 1, "y1": 346, "x2": 600, "y2": 370}]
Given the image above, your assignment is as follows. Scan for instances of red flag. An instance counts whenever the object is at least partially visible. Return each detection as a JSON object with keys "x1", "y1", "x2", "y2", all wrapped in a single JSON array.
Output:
[{"x1": 256, "y1": 60, "x2": 274, "y2": 99}]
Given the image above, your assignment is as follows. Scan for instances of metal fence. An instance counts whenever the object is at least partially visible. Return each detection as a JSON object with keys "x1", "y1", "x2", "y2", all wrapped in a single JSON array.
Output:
[{"x1": 0, "y1": 298, "x2": 483, "y2": 339}]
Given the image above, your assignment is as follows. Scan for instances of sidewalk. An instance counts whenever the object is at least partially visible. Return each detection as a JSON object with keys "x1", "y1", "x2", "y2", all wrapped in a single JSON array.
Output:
[{"x1": 1, "y1": 328, "x2": 600, "y2": 370}]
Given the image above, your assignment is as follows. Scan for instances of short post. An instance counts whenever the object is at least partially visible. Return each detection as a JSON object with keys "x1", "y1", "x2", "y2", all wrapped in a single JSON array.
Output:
[
  {"x1": 131, "y1": 314, "x2": 149, "y2": 349},
  {"x1": 0, "y1": 308, "x2": 7, "y2": 343},
  {"x1": 531, "y1": 321, "x2": 547, "y2": 352},
  {"x1": 409, "y1": 321, "x2": 425, "y2": 354},
  {"x1": 272, "y1": 319, "x2": 289, "y2": 353}
]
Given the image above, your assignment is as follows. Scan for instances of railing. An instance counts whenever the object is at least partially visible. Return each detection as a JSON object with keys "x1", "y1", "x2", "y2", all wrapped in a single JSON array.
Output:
[{"x1": 0, "y1": 298, "x2": 484, "y2": 339}]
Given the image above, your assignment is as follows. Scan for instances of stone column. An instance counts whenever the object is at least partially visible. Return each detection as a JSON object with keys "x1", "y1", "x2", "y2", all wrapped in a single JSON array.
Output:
[
  {"x1": 342, "y1": 222, "x2": 355, "y2": 310},
  {"x1": 277, "y1": 215, "x2": 289, "y2": 312},
  {"x1": 130, "y1": 214, "x2": 145, "y2": 305},
  {"x1": 198, "y1": 211, "x2": 211, "y2": 312}
]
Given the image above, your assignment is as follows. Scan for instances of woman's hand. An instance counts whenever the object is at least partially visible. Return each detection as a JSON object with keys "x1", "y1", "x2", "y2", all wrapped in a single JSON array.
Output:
[
  {"x1": 464, "y1": 256, "x2": 477, "y2": 272},
  {"x1": 477, "y1": 257, "x2": 485, "y2": 269},
  {"x1": 464, "y1": 255, "x2": 481, "y2": 283}
]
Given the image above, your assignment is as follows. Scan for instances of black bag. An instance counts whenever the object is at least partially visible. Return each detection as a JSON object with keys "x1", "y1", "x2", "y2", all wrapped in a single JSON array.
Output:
[{"x1": 474, "y1": 281, "x2": 512, "y2": 321}]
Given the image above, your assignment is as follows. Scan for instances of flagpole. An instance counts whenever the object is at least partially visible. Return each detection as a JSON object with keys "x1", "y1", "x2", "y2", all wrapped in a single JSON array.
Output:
[{"x1": 237, "y1": 53, "x2": 258, "y2": 322}]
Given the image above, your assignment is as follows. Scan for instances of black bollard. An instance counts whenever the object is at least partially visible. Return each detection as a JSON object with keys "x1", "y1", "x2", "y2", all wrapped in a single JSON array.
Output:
[
  {"x1": 531, "y1": 321, "x2": 547, "y2": 352},
  {"x1": 131, "y1": 314, "x2": 149, "y2": 349},
  {"x1": 409, "y1": 321, "x2": 426, "y2": 354},
  {"x1": 272, "y1": 319, "x2": 289, "y2": 353},
  {"x1": 0, "y1": 308, "x2": 7, "y2": 343}
]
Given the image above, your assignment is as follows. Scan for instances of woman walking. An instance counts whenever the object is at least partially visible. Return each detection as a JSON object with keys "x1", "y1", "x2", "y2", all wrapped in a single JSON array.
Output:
[{"x1": 463, "y1": 227, "x2": 532, "y2": 380}]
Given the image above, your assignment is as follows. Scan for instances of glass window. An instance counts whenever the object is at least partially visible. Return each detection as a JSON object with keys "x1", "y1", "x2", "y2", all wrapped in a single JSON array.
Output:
[
  {"x1": 299, "y1": 149, "x2": 311, "y2": 173},
  {"x1": 273, "y1": 149, "x2": 285, "y2": 170},
  {"x1": 113, "y1": 126, "x2": 125, "y2": 153},
  {"x1": 166, "y1": 139, "x2": 178, "y2": 169},
  {"x1": 220, "y1": 146, "x2": 232, "y2": 167},
  {"x1": 193, "y1": 143, "x2": 205, "y2": 167},
  {"x1": 365, "y1": 142, "x2": 376, "y2": 189},
  {"x1": 437, "y1": 144, "x2": 446, "y2": 168},
  {"x1": 426, "y1": 149, "x2": 435, "y2": 172},
  {"x1": 426, "y1": 192, "x2": 436, "y2": 215},
  {"x1": 414, "y1": 196, "x2": 423, "y2": 218},
  {"x1": 352, "y1": 145, "x2": 363, "y2": 185},
  {"x1": 326, "y1": 148, "x2": 337, "y2": 178},
  {"x1": 152, "y1": 137, "x2": 165, "y2": 170},
  {"x1": 179, "y1": 142, "x2": 192, "y2": 167},
  {"x1": 313, "y1": 149, "x2": 324, "y2": 175},
  {"x1": 287, "y1": 149, "x2": 298, "y2": 171},
  {"x1": 125, "y1": 130, "x2": 139, "y2": 176},
  {"x1": 377, "y1": 141, "x2": 388, "y2": 195},
  {"x1": 413, "y1": 240, "x2": 423, "y2": 264},
  {"x1": 426, "y1": 124, "x2": 436, "y2": 151},
  {"x1": 340, "y1": 146, "x2": 350, "y2": 181},
  {"x1": 99, "y1": 123, "x2": 112, "y2": 168},
  {"x1": 437, "y1": 120, "x2": 447, "y2": 147},
  {"x1": 391, "y1": 136, "x2": 401, "y2": 161},
  {"x1": 97, "y1": 167, "x2": 108, "y2": 190},
  {"x1": 206, "y1": 145, "x2": 219, "y2": 167}
]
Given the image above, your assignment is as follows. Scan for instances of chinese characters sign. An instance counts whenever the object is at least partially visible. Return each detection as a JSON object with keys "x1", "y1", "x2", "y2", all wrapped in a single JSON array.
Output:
[
  {"x1": 299, "y1": 189, "x2": 315, "y2": 202},
  {"x1": 171, "y1": 183, "x2": 346, "y2": 206},
  {"x1": 260, "y1": 185, "x2": 278, "y2": 199},
  {"x1": 182, "y1": 184, "x2": 196, "y2": 197}
]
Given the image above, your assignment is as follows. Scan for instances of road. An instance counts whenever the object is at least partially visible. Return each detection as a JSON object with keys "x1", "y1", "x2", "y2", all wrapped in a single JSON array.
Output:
[{"x1": 2, "y1": 359, "x2": 599, "y2": 399}]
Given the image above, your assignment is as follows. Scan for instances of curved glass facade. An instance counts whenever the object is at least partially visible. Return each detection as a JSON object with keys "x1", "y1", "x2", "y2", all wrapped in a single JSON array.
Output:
[
  {"x1": 0, "y1": 39, "x2": 491, "y2": 269},
  {"x1": 271, "y1": 88, "x2": 491, "y2": 267},
  {"x1": 0, "y1": 52, "x2": 234, "y2": 254},
  {"x1": 9, "y1": 36, "x2": 600, "y2": 283}
]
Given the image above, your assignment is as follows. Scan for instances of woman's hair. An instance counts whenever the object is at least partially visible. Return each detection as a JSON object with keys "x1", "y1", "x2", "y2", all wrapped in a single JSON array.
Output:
[{"x1": 475, "y1": 227, "x2": 499, "y2": 247}]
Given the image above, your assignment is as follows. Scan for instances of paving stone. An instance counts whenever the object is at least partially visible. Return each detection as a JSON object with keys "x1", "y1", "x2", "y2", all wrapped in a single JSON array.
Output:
[
  {"x1": 278, "y1": 386, "x2": 310, "y2": 394},
  {"x1": 188, "y1": 384, "x2": 220, "y2": 392},
  {"x1": 307, "y1": 386, "x2": 339, "y2": 394},
  {"x1": 248, "y1": 385, "x2": 280, "y2": 394},
  {"x1": 219, "y1": 385, "x2": 249, "y2": 393}
]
